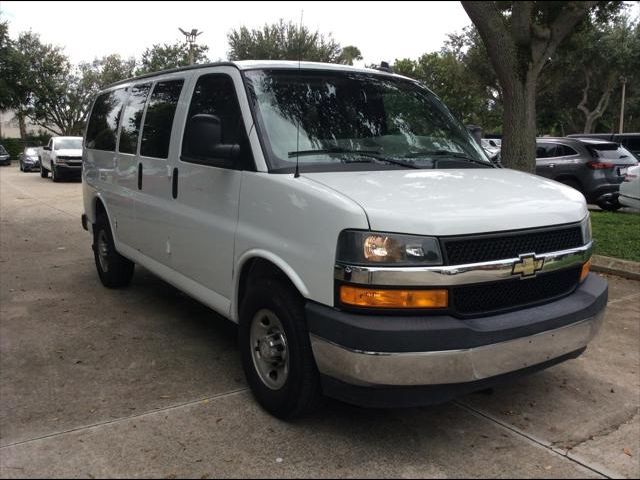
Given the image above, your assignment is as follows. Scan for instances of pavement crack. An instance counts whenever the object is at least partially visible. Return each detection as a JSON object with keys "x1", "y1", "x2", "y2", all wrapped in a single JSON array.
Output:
[
  {"x1": 551, "y1": 408, "x2": 640, "y2": 452},
  {"x1": 0, "y1": 388, "x2": 249, "y2": 450},
  {"x1": 455, "y1": 401, "x2": 615, "y2": 479}
]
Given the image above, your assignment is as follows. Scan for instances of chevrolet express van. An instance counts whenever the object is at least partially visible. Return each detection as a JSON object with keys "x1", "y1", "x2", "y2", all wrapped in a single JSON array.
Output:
[{"x1": 82, "y1": 61, "x2": 607, "y2": 419}]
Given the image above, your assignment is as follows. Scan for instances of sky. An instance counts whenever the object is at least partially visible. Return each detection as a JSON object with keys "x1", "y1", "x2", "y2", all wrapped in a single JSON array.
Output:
[{"x1": 1, "y1": 1, "x2": 474, "y2": 66}]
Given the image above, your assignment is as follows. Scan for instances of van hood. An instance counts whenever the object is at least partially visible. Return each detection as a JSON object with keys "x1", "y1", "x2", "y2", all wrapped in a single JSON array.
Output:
[
  {"x1": 56, "y1": 149, "x2": 82, "y2": 157},
  {"x1": 304, "y1": 169, "x2": 588, "y2": 236}
]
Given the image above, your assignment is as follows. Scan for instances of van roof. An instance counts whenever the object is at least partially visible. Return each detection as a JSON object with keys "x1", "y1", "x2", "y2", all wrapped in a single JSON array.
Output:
[{"x1": 105, "y1": 60, "x2": 404, "y2": 89}]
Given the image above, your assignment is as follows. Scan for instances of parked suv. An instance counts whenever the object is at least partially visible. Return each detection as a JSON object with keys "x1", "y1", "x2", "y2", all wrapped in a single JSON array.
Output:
[
  {"x1": 536, "y1": 137, "x2": 638, "y2": 210},
  {"x1": 41, "y1": 136, "x2": 83, "y2": 181},
  {"x1": 82, "y1": 61, "x2": 607, "y2": 418}
]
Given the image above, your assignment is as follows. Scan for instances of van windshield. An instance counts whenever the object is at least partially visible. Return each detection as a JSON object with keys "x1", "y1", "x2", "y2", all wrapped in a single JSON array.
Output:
[{"x1": 243, "y1": 69, "x2": 491, "y2": 173}]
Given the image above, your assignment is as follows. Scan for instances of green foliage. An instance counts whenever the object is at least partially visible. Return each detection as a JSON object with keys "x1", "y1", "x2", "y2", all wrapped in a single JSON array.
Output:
[
  {"x1": 1, "y1": 134, "x2": 51, "y2": 159},
  {"x1": 591, "y1": 211, "x2": 640, "y2": 261},
  {"x1": 337, "y1": 46, "x2": 363, "y2": 66},
  {"x1": 227, "y1": 19, "x2": 359, "y2": 64},
  {"x1": 136, "y1": 41, "x2": 209, "y2": 75},
  {"x1": 393, "y1": 27, "x2": 502, "y2": 132}
]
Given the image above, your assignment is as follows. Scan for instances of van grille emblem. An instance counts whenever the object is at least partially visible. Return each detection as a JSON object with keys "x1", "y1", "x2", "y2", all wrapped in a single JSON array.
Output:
[{"x1": 512, "y1": 254, "x2": 544, "y2": 278}]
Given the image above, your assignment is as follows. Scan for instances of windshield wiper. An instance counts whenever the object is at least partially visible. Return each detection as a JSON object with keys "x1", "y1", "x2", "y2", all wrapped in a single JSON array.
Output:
[
  {"x1": 287, "y1": 148, "x2": 419, "y2": 169},
  {"x1": 288, "y1": 148, "x2": 381, "y2": 158},
  {"x1": 401, "y1": 149, "x2": 492, "y2": 167}
]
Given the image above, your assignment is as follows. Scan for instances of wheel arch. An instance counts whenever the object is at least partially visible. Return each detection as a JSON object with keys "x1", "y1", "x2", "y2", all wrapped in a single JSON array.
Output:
[{"x1": 232, "y1": 250, "x2": 310, "y2": 323}]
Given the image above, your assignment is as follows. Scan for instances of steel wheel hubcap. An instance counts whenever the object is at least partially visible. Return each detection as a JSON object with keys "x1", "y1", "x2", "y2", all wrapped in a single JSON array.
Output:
[
  {"x1": 97, "y1": 230, "x2": 109, "y2": 272},
  {"x1": 250, "y1": 309, "x2": 289, "y2": 390}
]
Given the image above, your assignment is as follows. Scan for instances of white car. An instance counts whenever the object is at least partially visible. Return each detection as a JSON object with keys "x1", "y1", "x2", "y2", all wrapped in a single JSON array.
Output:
[
  {"x1": 619, "y1": 164, "x2": 640, "y2": 209},
  {"x1": 81, "y1": 61, "x2": 607, "y2": 418},
  {"x1": 41, "y1": 136, "x2": 83, "y2": 182}
]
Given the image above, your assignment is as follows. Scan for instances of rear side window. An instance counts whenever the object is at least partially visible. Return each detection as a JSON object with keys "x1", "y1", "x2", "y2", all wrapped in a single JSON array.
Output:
[
  {"x1": 536, "y1": 143, "x2": 557, "y2": 158},
  {"x1": 555, "y1": 144, "x2": 578, "y2": 157},
  {"x1": 140, "y1": 80, "x2": 184, "y2": 159},
  {"x1": 118, "y1": 83, "x2": 151, "y2": 154},
  {"x1": 86, "y1": 89, "x2": 128, "y2": 151}
]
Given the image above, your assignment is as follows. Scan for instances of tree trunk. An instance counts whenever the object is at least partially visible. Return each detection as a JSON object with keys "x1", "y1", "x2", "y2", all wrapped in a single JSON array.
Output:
[
  {"x1": 18, "y1": 113, "x2": 27, "y2": 139},
  {"x1": 500, "y1": 74, "x2": 538, "y2": 173}
]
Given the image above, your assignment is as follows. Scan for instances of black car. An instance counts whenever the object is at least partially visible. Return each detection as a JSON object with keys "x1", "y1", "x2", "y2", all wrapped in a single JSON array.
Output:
[
  {"x1": 0, "y1": 145, "x2": 10, "y2": 165},
  {"x1": 536, "y1": 137, "x2": 638, "y2": 210},
  {"x1": 19, "y1": 147, "x2": 42, "y2": 172}
]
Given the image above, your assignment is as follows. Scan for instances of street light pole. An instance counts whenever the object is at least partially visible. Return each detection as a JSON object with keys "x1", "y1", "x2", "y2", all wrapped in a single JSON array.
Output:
[
  {"x1": 179, "y1": 28, "x2": 203, "y2": 66},
  {"x1": 619, "y1": 76, "x2": 626, "y2": 134}
]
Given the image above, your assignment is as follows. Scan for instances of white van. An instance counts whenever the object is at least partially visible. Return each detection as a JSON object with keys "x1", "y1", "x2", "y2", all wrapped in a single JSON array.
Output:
[{"x1": 82, "y1": 61, "x2": 607, "y2": 418}]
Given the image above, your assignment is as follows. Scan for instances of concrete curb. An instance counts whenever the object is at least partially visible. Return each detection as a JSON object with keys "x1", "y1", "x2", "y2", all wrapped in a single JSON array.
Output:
[{"x1": 592, "y1": 254, "x2": 640, "y2": 281}]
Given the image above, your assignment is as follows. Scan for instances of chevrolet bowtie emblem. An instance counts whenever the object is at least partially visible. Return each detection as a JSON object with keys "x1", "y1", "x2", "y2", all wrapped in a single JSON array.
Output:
[{"x1": 512, "y1": 254, "x2": 545, "y2": 278}]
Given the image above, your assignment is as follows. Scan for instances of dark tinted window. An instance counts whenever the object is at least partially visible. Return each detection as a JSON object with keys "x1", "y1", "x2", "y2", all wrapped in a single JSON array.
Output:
[
  {"x1": 86, "y1": 89, "x2": 128, "y2": 151},
  {"x1": 555, "y1": 144, "x2": 578, "y2": 157},
  {"x1": 182, "y1": 74, "x2": 250, "y2": 167},
  {"x1": 620, "y1": 137, "x2": 640, "y2": 154},
  {"x1": 140, "y1": 80, "x2": 184, "y2": 159},
  {"x1": 118, "y1": 83, "x2": 151, "y2": 154},
  {"x1": 536, "y1": 143, "x2": 557, "y2": 158}
]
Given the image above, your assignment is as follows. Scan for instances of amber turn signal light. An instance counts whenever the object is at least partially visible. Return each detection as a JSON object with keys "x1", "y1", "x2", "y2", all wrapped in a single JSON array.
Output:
[
  {"x1": 340, "y1": 285, "x2": 448, "y2": 309},
  {"x1": 580, "y1": 258, "x2": 592, "y2": 283}
]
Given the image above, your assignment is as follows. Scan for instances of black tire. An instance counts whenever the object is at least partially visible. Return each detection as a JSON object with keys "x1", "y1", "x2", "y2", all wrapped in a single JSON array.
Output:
[
  {"x1": 51, "y1": 163, "x2": 60, "y2": 182},
  {"x1": 40, "y1": 165, "x2": 48, "y2": 178},
  {"x1": 239, "y1": 277, "x2": 322, "y2": 419},
  {"x1": 597, "y1": 199, "x2": 622, "y2": 211},
  {"x1": 92, "y1": 213, "x2": 134, "y2": 288}
]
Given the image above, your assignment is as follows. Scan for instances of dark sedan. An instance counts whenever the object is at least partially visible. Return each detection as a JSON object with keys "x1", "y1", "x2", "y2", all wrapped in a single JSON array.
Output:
[{"x1": 19, "y1": 147, "x2": 42, "y2": 172}]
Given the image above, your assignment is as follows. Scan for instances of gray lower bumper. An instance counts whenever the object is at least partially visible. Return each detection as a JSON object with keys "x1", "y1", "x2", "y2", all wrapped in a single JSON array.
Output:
[{"x1": 311, "y1": 310, "x2": 604, "y2": 387}]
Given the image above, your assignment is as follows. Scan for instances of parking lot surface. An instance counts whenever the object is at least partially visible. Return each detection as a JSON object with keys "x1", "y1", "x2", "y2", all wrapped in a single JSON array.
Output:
[{"x1": 1, "y1": 164, "x2": 639, "y2": 479}]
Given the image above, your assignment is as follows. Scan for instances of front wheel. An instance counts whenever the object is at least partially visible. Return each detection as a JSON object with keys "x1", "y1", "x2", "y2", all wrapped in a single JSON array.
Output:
[
  {"x1": 93, "y1": 214, "x2": 134, "y2": 288},
  {"x1": 239, "y1": 278, "x2": 322, "y2": 419},
  {"x1": 40, "y1": 165, "x2": 48, "y2": 178},
  {"x1": 51, "y1": 163, "x2": 60, "y2": 182}
]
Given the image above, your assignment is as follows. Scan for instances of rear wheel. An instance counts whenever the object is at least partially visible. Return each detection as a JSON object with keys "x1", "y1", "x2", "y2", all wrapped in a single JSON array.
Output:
[
  {"x1": 239, "y1": 277, "x2": 322, "y2": 419},
  {"x1": 597, "y1": 199, "x2": 622, "y2": 211},
  {"x1": 93, "y1": 213, "x2": 134, "y2": 288},
  {"x1": 40, "y1": 165, "x2": 48, "y2": 178}
]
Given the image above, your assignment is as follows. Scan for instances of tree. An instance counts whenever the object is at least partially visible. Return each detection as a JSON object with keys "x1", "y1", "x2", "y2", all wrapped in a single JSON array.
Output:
[
  {"x1": 392, "y1": 28, "x2": 502, "y2": 132},
  {"x1": 460, "y1": 1, "x2": 621, "y2": 172},
  {"x1": 137, "y1": 41, "x2": 209, "y2": 75},
  {"x1": 227, "y1": 19, "x2": 359, "y2": 64},
  {"x1": 337, "y1": 45, "x2": 363, "y2": 65}
]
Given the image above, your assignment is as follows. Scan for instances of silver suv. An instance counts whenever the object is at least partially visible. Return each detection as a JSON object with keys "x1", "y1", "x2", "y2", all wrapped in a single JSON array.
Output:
[{"x1": 536, "y1": 137, "x2": 638, "y2": 211}]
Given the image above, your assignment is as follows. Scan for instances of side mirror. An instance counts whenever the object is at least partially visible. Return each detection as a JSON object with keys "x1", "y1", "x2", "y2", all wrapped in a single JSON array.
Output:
[
  {"x1": 182, "y1": 114, "x2": 240, "y2": 167},
  {"x1": 43, "y1": 146, "x2": 51, "y2": 151}
]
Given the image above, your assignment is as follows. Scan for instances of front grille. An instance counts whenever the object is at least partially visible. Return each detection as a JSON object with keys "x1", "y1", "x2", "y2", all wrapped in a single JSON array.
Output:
[
  {"x1": 443, "y1": 226, "x2": 583, "y2": 265},
  {"x1": 58, "y1": 156, "x2": 82, "y2": 162},
  {"x1": 451, "y1": 267, "x2": 581, "y2": 316}
]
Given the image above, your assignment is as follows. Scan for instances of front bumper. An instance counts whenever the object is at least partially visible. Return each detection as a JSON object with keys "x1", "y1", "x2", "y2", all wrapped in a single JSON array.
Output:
[{"x1": 307, "y1": 273, "x2": 607, "y2": 406}]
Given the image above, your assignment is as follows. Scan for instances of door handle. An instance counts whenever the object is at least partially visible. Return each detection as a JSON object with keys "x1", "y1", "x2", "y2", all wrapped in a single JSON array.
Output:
[
  {"x1": 172, "y1": 167, "x2": 178, "y2": 199},
  {"x1": 548, "y1": 163, "x2": 556, "y2": 168},
  {"x1": 138, "y1": 163, "x2": 143, "y2": 190}
]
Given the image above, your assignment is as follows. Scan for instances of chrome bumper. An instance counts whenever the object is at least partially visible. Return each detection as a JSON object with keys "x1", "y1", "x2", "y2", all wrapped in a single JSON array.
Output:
[{"x1": 310, "y1": 311, "x2": 604, "y2": 387}]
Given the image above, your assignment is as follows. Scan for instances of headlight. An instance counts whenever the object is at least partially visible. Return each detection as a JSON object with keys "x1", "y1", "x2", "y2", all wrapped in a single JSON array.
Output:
[
  {"x1": 337, "y1": 230, "x2": 443, "y2": 266},
  {"x1": 580, "y1": 215, "x2": 592, "y2": 244}
]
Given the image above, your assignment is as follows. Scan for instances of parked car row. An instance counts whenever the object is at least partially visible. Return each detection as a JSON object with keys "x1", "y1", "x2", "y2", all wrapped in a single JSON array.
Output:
[{"x1": 0, "y1": 137, "x2": 83, "y2": 182}]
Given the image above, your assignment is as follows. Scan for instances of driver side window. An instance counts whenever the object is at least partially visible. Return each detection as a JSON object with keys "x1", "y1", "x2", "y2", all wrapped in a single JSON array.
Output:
[{"x1": 181, "y1": 73, "x2": 252, "y2": 169}]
